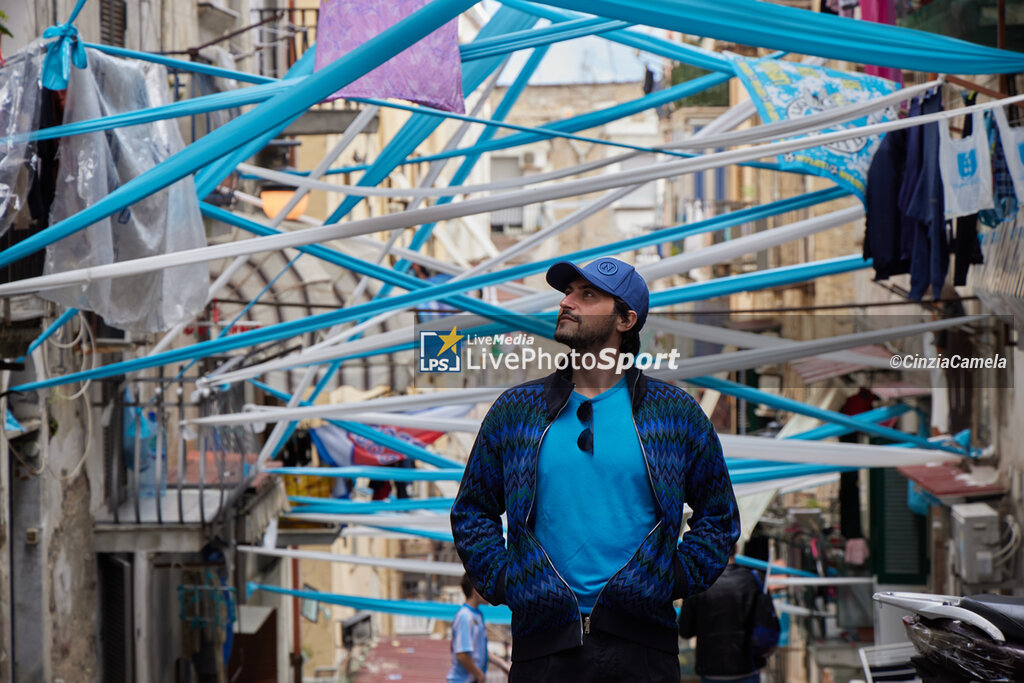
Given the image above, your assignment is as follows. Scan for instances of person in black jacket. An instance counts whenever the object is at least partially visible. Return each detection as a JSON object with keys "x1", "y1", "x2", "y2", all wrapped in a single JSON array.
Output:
[{"x1": 678, "y1": 550, "x2": 781, "y2": 683}]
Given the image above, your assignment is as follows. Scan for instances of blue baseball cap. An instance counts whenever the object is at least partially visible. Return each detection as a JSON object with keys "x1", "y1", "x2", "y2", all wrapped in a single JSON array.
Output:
[{"x1": 546, "y1": 257, "x2": 650, "y2": 330}]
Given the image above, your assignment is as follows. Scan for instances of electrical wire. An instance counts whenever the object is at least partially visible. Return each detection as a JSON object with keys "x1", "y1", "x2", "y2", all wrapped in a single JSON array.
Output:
[
  {"x1": 993, "y1": 514, "x2": 1021, "y2": 566},
  {"x1": 7, "y1": 310, "x2": 99, "y2": 482}
]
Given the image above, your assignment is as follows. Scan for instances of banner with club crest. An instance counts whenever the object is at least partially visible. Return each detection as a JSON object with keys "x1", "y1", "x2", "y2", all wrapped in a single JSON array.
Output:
[{"x1": 730, "y1": 55, "x2": 901, "y2": 201}]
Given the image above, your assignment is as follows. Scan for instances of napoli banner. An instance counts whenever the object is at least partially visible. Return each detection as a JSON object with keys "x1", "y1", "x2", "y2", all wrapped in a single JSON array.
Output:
[{"x1": 730, "y1": 56, "x2": 900, "y2": 201}]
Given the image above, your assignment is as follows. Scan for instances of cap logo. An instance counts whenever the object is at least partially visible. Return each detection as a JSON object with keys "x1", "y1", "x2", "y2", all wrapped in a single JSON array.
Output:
[{"x1": 596, "y1": 260, "x2": 618, "y2": 275}]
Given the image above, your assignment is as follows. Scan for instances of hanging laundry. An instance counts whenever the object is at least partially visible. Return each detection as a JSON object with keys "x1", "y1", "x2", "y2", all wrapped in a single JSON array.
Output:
[
  {"x1": 991, "y1": 106, "x2": 1024, "y2": 202},
  {"x1": 863, "y1": 126, "x2": 909, "y2": 280},
  {"x1": 314, "y1": 0, "x2": 465, "y2": 113},
  {"x1": 730, "y1": 55, "x2": 900, "y2": 202},
  {"x1": 978, "y1": 110, "x2": 1017, "y2": 227},
  {"x1": 950, "y1": 100, "x2": 984, "y2": 286},
  {"x1": 897, "y1": 95, "x2": 926, "y2": 264},
  {"x1": 0, "y1": 42, "x2": 46, "y2": 240},
  {"x1": 938, "y1": 111, "x2": 993, "y2": 219},
  {"x1": 904, "y1": 89, "x2": 949, "y2": 300}
]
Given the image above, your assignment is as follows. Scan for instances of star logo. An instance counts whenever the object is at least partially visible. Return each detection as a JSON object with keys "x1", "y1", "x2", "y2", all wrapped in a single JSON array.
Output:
[
  {"x1": 435, "y1": 325, "x2": 464, "y2": 358},
  {"x1": 418, "y1": 325, "x2": 464, "y2": 373}
]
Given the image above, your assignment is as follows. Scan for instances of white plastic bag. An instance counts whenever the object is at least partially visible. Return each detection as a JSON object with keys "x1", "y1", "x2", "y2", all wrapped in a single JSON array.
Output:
[{"x1": 938, "y1": 112, "x2": 994, "y2": 219}]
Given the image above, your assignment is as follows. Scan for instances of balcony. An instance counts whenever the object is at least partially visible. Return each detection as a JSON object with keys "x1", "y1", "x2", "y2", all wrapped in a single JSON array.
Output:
[{"x1": 92, "y1": 377, "x2": 287, "y2": 553}]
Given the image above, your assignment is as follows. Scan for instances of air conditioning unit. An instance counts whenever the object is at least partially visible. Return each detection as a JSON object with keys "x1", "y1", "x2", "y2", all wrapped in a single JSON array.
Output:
[
  {"x1": 951, "y1": 502, "x2": 1001, "y2": 584},
  {"x1": 522, "y1": 150, "x2": 547, "y2": 169}
]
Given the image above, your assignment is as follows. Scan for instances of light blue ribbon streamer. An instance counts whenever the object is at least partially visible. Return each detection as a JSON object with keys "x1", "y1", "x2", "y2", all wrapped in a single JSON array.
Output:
[
  {"x1": 687, "y1": 376, "x2": 966, "y2": 455},
  {"x1": 534, "y1": 0, "x2": 1024, "y2": 74},
  {"x1": 268, "y1": 466, "x2": 466, "y2": 481},
  {"x1": 788, "y1": 404, "x2": 911, "y2": 441},
  {"x1": 289, "y1": 496, "x2": 455, "y2": 513},
  {"x1": 7, "y1": 187, "x2": 845, "y2": 392},
  {"x1": 500, "y1": 0, "x2": 733, "y2": 73},
  {"x1": 377, "y1": 38, "x2": 552, "y2": 300},
  {"x1": 41, "y1": 0, "x2": 90, "y2": 90},
  {"x1": 18, "y1": 307, "x2": 78, "y2": 363},
  {"x1": 248, "y1": 583, "x2": 513, "y2": 623},
  {"x1": 735, "y1": 555, "x2": 817, "y2": 578},
  {"x1": 322, "y1": 6, "x2": 539, "y2": 225},
  {"x1": 4, "y1": 410, "x2": 24, "y2": 434},
  {"x1": 0, "y1": 0, "x2": 477, "y2": 271}
]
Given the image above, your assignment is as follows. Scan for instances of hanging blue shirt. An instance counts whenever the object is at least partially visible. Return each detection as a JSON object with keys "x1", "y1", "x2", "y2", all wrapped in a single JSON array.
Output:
[
  {"x1": 447, "y1": 603, "x2": 487, "y2": 683},
  {"x1": 533, "y1": 376, "x2": 658, "y2": 614}
]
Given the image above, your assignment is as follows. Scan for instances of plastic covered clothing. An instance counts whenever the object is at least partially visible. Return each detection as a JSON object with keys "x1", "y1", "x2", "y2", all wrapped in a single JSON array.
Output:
[
  {"x1": 0, "y1": 42, "x2": 46, "y2": 239},
  {"x1": 42, "y1": 47, "x2": 208, "y2": 332}
]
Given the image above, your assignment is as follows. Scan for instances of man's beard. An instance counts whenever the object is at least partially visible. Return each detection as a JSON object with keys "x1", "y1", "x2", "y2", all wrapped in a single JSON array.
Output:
[{"x1": 553, "y1": 314, "x2": 618, "y2": 351}]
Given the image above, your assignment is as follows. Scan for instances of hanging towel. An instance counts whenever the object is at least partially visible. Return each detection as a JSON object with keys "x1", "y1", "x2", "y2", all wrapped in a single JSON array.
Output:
[
  {"x1": 938, "y1": 111, "x2": 994, "y2": 218},
  {"x1": 314, "y1": 0, "x2": 465, "y2": 113}
]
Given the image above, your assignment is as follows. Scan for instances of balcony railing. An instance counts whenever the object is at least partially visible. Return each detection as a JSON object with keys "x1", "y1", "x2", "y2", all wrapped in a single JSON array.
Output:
[{"x1": 98, "y1": 374, "x2": 260, "y2": 527}]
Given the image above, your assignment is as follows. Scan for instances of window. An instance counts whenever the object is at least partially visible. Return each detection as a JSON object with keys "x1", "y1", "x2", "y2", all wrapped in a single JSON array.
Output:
[{"x1": 99, "y1": 0, "x2": 127, "y2": 48}]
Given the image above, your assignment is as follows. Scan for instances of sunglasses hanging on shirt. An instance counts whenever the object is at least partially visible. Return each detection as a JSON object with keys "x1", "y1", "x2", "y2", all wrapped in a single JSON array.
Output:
[{"x1": 577, "y1": 400, "x2": 593, "y2": 455}]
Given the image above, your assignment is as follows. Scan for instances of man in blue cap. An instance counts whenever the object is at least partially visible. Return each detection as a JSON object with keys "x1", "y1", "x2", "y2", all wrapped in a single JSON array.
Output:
[{"x1": 452, "y1": 257, "x2": 739, "y2": 682}]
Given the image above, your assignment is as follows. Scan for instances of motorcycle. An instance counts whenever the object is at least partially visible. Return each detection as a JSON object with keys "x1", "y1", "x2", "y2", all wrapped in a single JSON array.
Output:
[{"x1": 873, "y1": 591, "x2": 1024, "y2": 682}]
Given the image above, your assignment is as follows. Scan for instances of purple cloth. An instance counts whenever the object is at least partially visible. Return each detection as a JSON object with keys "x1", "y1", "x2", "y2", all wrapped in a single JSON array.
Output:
[
  {"x1": 313, "y1": 0, "x2": 465, "y2": 113},
  {"x1": 860, "y1": 0, "x2": 904, "y2": 84}
]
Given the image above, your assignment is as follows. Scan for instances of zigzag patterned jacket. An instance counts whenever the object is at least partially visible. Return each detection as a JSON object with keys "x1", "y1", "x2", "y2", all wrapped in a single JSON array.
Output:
[{"x1": 451, "y1": 366, "x2": 740, "y2": 661}]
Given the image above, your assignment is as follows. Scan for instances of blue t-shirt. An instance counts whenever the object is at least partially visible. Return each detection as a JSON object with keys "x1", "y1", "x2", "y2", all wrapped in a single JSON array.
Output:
[
  {"x1": 534, "y1": 377, "x2": 658, "y2": 613},
  {"x1": 447, "y1": 604, "x2": 487, "y2": 683}
]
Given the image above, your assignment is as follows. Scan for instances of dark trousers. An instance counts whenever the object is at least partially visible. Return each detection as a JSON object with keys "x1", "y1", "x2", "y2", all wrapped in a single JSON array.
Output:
[{"x1": 509, "y1": 630, "x2": 679, "y2": 683}]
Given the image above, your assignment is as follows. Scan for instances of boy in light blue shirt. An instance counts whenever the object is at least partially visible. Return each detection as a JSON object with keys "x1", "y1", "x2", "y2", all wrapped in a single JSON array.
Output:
[{"x1": 448, "y1": 574, "x2": 488, "y2": 683}]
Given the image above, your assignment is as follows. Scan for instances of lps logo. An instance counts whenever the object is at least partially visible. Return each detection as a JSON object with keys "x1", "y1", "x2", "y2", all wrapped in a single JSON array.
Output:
[{"x1": 418, "y1": 325, "x2": 464, "y2": 373}]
